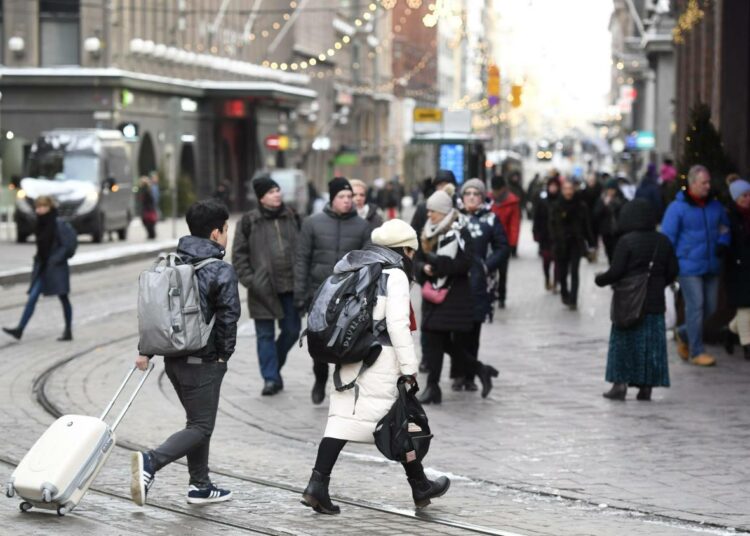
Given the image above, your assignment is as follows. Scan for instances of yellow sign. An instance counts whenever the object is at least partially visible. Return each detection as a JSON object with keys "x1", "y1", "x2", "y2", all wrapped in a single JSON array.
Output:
[{"x1": 413, "y1": 108, "x2": 443, "y2": 122}]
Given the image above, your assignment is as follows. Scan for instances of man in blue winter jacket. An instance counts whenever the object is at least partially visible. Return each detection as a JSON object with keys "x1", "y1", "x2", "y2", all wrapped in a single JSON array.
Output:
[{"x1": 661, "y1": 165, "x2": 730, "y2": 366}]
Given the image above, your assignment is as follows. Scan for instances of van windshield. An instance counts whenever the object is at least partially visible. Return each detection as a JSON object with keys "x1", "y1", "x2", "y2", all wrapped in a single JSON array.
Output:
[{"x1": 27, "y1": 151, "x2": 100, "y2": 184}]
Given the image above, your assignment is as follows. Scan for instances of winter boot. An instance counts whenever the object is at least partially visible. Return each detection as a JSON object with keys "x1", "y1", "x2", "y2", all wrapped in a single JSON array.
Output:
[
  {"x1": 477, "y1": 364, "x2": 499, "y2": 399},
  {"x1": 722, "y1": 327, "x2": 738, "y2": 355},
  {"x1": 58, "y1": 327, "x2": 72, "y2": 342},
  {"x1": 744, "y1": 345, "x2": 750, "y2": 361},
  {"x1": 417, "y1": 383, "x2": 441, "y2": 405},
  {"x1": 301, "y1": 470, "x2": 340, "y2": 515},
  {"x1": 311, "y1": 380, "x2": 326, "y2": 405},
  {"x1": 603, "y1": 383, "x2": 627, "y2": 400},
  {"x1": 636, "y1": 386, "x2": 652, "y2": 401},
  {"x1": 2, "y1": 327, "x2": 22, "y2": 340},
  {"x1": 404, "y1": 463, "x2": 450, "y2": 508}
]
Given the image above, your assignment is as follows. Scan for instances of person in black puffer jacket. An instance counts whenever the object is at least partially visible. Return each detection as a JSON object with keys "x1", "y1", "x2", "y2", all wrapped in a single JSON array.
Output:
[
  {"x1": 294, "y1": 177, "x2": 371, "y2": 405},
  {"x1": 132, "y1": 199, "x2": 241, "y2": 507},
  {"x1": 414, "y1": 190, "x2": 474, "y2": 405},
  {"x1": 595, "y1": 199, "x2": 679, "y2": 401},
  {"x1": 532, "y1": 175, "x2": 560, "y2": 291}
]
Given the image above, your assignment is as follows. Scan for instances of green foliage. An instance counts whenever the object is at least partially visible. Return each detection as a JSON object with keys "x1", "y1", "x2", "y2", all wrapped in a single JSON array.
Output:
[{"x1": 158, "y1": 175, "x2": 197, "y2": 217}]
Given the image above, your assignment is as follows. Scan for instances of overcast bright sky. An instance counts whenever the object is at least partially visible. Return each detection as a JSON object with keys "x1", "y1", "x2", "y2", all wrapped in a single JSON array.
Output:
[{"x1": 493, "y1": 0, "x2": 614, "y2": 132}]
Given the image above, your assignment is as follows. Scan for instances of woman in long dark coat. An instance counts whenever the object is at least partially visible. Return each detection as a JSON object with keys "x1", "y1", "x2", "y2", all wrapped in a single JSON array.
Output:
[
  {"x1": 725, "y1": 180, "x2": 750, "y2": 359},
  {"x1": 414, "y1": 190, "x2": 474, "y2": 404},
  {"x1": 549, "y1": 181, "x2": 595, "y2": 309},
  {"x1": 532, "y1": 176, "x2": 560, "y2": 291},
  {"x1": 3, "y1": 195, "x2": 77, "y2": 341},
  {"x1": 595, "y1": 199, "x2": 679, "y2": 401}
]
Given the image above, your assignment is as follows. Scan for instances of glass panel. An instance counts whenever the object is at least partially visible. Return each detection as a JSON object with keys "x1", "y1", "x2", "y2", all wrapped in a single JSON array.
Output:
[{"x1": 40, "y1": 20, "x2": 80, "y2": 65}]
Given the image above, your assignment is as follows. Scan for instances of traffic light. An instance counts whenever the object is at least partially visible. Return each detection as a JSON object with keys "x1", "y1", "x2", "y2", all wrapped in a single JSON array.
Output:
[{"x1": 511, "y1": 84, "x2": 523, "y2": 108}]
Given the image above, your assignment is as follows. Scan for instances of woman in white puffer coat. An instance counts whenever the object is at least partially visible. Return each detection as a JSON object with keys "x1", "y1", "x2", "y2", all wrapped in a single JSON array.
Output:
[{"x1": 301, "y1": 219, "x2": 450, "y2": 514}]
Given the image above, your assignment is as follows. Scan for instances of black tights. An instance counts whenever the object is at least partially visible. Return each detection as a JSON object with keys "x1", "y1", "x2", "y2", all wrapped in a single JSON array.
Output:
[{"x1": 313, "y1": 437, "x2": 424, "y2": 479}]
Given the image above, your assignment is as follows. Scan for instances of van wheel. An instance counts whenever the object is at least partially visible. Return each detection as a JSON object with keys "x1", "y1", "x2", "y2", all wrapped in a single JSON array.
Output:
[
  {"x1": 16, "y1": 233, "x2": 28, "y2": 244},
  {"x1": 117, "y1": 226, "x2": 128, "y2": 241},
  {"x1": 91, "y1": 213, "x2": 104, "y2": 243}
]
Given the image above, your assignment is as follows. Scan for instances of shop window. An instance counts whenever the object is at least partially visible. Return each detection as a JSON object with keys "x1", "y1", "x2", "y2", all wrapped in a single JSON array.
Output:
[{"x1": 40, "y1": 0, "x2": 80, "y2": 66}]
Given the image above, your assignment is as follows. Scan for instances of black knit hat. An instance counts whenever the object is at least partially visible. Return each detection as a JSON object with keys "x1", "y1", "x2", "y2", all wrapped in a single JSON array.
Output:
[
  {"x1": 433, "y1": 169, "x2": 457, "y2": 187},
  {"x1": 329, "y1": 176, "x2": 352, "y2": 202},
  {"x1": 491, "y1": 175, "x2": 506, "y2": 190},
  {"x1": 253, "y1": 175, "x2": 279, "y2": 200}
]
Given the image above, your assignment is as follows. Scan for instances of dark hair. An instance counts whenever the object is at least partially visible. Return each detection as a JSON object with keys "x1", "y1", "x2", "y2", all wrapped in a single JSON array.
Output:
[{"x1": 185, "y1": 199, "x2": 229, "y2": 239}]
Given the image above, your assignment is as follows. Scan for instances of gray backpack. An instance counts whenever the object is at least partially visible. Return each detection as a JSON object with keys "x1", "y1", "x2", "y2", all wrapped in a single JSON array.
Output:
[{"x1": 137, "y1": 252, "x2": 218, "y2": 356}]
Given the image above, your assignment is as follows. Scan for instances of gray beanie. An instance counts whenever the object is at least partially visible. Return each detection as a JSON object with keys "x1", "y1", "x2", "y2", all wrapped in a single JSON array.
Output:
[
  {"x1": 461, "y1": 178, "x2": 486, "y2": 197},
  {"x1": 426, "y1": 190, "x2": 453, "y2": 215},
  {"x1": 730, "y1": 179, "x2": 750, "y2": 201}
]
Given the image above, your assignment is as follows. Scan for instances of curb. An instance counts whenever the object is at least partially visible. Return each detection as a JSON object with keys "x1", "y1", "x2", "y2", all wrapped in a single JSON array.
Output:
[{"x1": 0, "y1": 241, "x2": 178, "y2": 287}]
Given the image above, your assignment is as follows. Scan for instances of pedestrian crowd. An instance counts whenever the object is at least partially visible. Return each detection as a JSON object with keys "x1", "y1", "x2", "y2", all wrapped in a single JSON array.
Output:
[{"x1": 5, "y1": 161, "x2": 750, "y2": 514}]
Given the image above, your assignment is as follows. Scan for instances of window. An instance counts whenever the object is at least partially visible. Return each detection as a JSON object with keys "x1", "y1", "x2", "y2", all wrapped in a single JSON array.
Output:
[{"x1": 40, "y1": 0, "x2": 80, "y2": 66}]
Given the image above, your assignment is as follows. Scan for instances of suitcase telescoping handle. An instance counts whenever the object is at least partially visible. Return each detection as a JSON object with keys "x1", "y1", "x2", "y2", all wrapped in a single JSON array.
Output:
[{"x1": 99, "y1": 363, "x2": 154, "y2": 432}]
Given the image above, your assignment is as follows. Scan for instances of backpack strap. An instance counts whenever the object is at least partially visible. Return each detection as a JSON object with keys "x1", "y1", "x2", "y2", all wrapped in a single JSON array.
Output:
[
  {"x1": 193, "y1": 257, "x2": 221, "y2": 270},
  {"x1": 333, "y1": 361, "x2": 371, "y2": 415}
]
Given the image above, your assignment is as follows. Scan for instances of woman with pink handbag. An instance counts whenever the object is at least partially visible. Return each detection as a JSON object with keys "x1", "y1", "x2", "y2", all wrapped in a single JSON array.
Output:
[{"x1": 415, "y1": 189, "x2": 475, "y2": 404}]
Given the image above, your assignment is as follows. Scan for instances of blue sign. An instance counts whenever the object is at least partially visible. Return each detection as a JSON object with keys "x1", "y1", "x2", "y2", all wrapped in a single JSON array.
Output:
[{"x1": 439, "y1": 144, "x2": 464, "y2": 184}]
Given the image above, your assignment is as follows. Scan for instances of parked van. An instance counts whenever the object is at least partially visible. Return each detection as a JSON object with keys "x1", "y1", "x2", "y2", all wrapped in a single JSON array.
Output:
[{"x1": 14, "y1": 129, "x2": 134, "y2": 243}]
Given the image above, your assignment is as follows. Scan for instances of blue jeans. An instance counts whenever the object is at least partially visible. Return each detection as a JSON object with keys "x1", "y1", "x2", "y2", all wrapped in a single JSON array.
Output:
[
  {"x1": 254, "y1": 293, "x2": 301, "y2": 383},
  {"x1": 677, "y1": 275, "x2": 719, "y2": 357},
  {"x1": 19, "y1": 277, "x2": 72, "y2": 332}
]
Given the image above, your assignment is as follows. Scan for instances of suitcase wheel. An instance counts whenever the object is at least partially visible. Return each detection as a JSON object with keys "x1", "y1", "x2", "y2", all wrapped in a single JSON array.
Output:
[
  {"x1": 19, "y1": 502, "x2": 32, "y2": 513},
  {"x1": 57, "y1": 506, "x2": 68, "y2": 517},
  {"x1": 5, "y1": 483, "x2": 14, "y2": 498}
]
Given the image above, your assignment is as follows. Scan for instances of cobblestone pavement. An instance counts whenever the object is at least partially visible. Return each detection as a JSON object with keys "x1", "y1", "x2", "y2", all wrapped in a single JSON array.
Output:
[{"x1": 0, "y1": 222, "x2": 748, "y2": 535}]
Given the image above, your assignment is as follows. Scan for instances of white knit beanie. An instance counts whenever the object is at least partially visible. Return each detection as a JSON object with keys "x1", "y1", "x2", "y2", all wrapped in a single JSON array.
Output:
[
  {"x1": 426, "y1": 190, "x2": 454, "y2": 215},
  {"x1": 371, "y1": 219, "x2": 419, "y2": 251}
]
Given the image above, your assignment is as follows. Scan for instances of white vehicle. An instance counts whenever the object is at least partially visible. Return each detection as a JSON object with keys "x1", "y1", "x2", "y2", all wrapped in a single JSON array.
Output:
[{"x1": 14, "y1": 129, "x2": 134, "y2": 243}]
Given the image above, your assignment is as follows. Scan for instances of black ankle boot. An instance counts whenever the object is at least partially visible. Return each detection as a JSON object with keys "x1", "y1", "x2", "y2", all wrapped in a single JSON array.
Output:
[
  {"x1": 450, "y1": 378, "x2": 464, "y2": 392},
  {"x1": 57, "y1": 327, "x2": 72, "y2": 342},
  {"x1": 301, "y1": 470, "x2": 340, "y2": 515},
  {"x1": 406, "y1": 467, "x2": 451, "y2": 508},
  {"x1": 417, "y1": 383, "x2": 441, "y2": 405},
  {"x1": 744, "y1": 345, "x2": 750, "y2": 361},
  {"x1": 603, "y1": 383, "x2": 627, "y2": 400},
  {"x1": 477, "y1": 365, "x2": 499, "y2": 399},
  {"x1": 723, "y1": 327, "x2": 738, "y2": 355},
  {"x1": 2, "y1": 327, "x2": 22, "y2": 340},
  {"x1": 311, "y1": 380, "x2": 326, "y2": 405},
  {"x1": 636, "y1": 386, "x2": 652, "y2": 401}
]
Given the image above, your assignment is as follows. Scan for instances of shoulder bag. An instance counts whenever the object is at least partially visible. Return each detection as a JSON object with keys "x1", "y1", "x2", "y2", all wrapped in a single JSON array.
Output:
[{"x1": 610, "y1": 241, "x2": 660, "y2": 329}]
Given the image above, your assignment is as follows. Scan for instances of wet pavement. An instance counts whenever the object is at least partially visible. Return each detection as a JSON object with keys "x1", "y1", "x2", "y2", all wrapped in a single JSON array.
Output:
[{"x1": 0, "y1": 220, "x2": 748, "y2": 535}]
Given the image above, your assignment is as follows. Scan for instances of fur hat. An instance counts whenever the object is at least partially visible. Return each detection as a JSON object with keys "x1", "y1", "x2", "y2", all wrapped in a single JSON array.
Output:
[
  {"x1": 426, "y1": 190, "x2": 454, "y2": 214},
  {"x1": 371, "y1": 219, "x2": 418, "y2": 251}
]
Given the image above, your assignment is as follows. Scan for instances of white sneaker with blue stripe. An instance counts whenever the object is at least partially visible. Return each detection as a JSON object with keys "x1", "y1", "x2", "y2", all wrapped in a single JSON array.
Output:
[
  {"x1": 130, "y1": 451, "x2": 155, "y2": 507},
  {"x1": 186, "y1": 483, "x2": 233, "y2": 504}
]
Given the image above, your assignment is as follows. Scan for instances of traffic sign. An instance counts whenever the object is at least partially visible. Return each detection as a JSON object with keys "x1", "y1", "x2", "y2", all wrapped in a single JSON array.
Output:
[{"x1": 413, "y1": 108, "x2": 442, "y2": 122}]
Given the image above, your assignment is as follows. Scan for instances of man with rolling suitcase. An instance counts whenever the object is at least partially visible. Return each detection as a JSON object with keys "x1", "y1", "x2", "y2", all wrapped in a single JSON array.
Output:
[{"x1": 132, "y1": 199, "x2": 241, "y2": 506}]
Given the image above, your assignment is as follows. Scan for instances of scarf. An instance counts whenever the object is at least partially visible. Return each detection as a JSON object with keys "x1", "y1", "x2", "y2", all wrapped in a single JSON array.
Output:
[
  {"x1": 357, "y1": 205, "x2": 369, "y2": 220},
  {"x1": 421, "y1": 211, "x2": 465, "y2": 289},
  {"x1": 36, "y1": 209, "x2": 58, "y2": 267},
  {"x1": 737, "y1": 205, "x2": 750, "y2": 235},
  {"x1": 687, "y1": 191, "x2": 707, "y2": 207},
  {"x1": 260, "y1": 203, "x2": 284, "y2": 219}
]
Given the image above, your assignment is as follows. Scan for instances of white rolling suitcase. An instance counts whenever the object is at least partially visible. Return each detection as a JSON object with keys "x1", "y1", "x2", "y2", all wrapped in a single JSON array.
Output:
[{"x1": 5, "y1": 364, "x2": 153, "y2": 516}]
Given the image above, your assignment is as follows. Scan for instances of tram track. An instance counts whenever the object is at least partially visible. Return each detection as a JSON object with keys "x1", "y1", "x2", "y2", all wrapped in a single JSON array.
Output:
[
  {"x1": 10, "y1": 331, "x2": 747, "y2": 536},
  {"x1": 26, "y1": 335, "x2": 521, "y2": 536}
]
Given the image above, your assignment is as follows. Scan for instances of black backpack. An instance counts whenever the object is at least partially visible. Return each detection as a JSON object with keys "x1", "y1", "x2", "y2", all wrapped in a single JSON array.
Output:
[
  {"x1": 374, "y1": 377, "x2": 433, "y2": 463},
  {"x1": 301, "y1": 252, "x2": 398, "y2": 403}
]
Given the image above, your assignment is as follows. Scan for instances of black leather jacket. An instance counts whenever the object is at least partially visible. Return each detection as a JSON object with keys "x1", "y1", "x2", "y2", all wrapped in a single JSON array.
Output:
[{"x1": 173, "y1": 235, "x2": 241, "y2": 361}]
